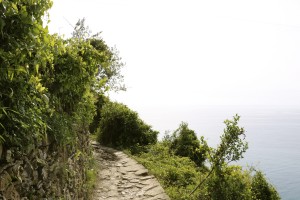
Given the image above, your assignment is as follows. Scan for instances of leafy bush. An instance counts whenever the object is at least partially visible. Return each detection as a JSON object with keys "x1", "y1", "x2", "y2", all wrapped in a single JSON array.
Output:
[
  {"x1": 133, "y1": 115, "x2": 281, "y2": 200},
  {"x1": 133, "y1": 143, "x2": 201, "y2": 200},
  {"x1": 0, "y1": 0, "x2": 54, "y2": 146},
  {"x1": 251, "y1": 171, "x2": 280, "y2": 200},
  {"x1": 97, "y1": 102, "x2": 158, "y2": 150},
  {"x1": 0, "y1": 2, "x2": 124, "y2": 198},
  {"x1": 205, "y1": 165, "x2": 252, "y2": 200},
  {"x1": 169, "y1": 122, "x2": 208, "y2": 167}
]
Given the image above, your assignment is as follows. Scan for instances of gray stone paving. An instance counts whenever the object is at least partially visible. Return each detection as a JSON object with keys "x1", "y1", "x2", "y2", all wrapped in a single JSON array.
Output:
[{"x1": 91, "y1": 141, "x2": 170, "y2": 200}]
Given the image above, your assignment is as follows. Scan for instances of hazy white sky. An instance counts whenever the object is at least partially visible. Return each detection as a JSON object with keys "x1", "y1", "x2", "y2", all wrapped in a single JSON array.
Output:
[{"x1": 49, "y1": 0, "x2": 300, "y2": 108}]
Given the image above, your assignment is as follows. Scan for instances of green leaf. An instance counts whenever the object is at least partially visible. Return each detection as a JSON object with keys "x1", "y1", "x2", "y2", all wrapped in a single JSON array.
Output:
[
  {"x1": 20, "y1": 6, "x2": 28, "y2": 17},
  {"x1": 0, "y1": 133, "x2": 5, "y2": 143},
  {"x1": 7, "y1": 68, "x2": 14, "y2": 81},
  {"x1": 11, "y1": 3, "x2": 18, "y2": 12},
  {"x1": 32, "y1": 27, "x2": 40, "y2": 35},
  {"x1": 43, "y1": 35, "x2": 49, "y2": 43},
  {"x1": 35, "y1": 64, "x2": 39, "y2": 74},
  {"x1": 17, "y1": 66, "x2": 28, "y2": 74},
  {"x1": 1, "y1": 107, "x2": 8, "y2": 116},
  {"x1": 9, "y1": 88, "x2": 13, "y2": 98}
]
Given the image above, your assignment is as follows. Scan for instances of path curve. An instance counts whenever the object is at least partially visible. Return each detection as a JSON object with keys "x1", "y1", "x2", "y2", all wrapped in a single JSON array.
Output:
[{"x1": 91, "y1": 141, "x2": 170, "y2": 200}]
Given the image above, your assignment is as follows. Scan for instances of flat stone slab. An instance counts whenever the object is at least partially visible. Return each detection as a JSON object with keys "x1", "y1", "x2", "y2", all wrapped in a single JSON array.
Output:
[
  {"x1": 92, "y1": 142, "x2": 170, "y2": 200},
  {"x1": 135, "y1": 169, "x2": 149, "y2": 176}
]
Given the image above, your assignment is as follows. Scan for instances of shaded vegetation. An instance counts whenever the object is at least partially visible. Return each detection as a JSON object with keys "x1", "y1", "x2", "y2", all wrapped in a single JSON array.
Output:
[
  {"x1": 251, "y1": 171, "x2": 281, "y2": 200},
  {"x1": 168, "y1": 122, "x2": 208, "y2": 167},
  {"x1": 96, "y1": 101, "x2": 158, "y2": 151}
]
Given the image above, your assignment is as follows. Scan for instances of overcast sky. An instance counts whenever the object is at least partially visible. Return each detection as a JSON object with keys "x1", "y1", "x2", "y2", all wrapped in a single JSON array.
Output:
[{"x1": 48, "y1": 0, "x2": 300, "y2": 109}]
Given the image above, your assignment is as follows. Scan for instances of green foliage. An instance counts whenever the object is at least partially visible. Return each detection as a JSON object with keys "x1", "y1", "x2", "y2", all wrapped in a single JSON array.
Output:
[
  {"x1": 251, "y1": 171, "x2": 280, "y2": 200},
  {"x1": 0, "y1": 0, "x2": 54, "y2": 146},
  {"x1": 0, "y1": 2, "x2": 280, "y2": 199},
  {"x1": 72, "y1": 19, "x2": 125, "y2": 92},
  {"x1": 168, "y1": 122, "x2": 208, "y2": 167},
  {"x1": 190, "y1": 115, "x2": 249, "y2": 197},
  {"x1": 97, "y1": 102, "x2": 158, "y2": 150},
  {"x1": 0, "y1": 4, "x2": 124, "y2": 146},
  {"x1": 89, "y1": 94, "x2": 109, "y2": 134},
  {"x1": 134, "y1": 115, "x2": 280, "y2": 200},
  {"x1": 212, "y1": 114, "x2": 249, "y2": 167},
  {"x1": 133, "y1": 143, "x2": 201, "y2": 200},
  {"x1": 0, "y1": 4, "x2": 125, "y2": 197},
  {"x1": 205, "y1": 165, "x2": 252, "y2": 200},
  {"x1": 84, "y1": 153, "x2": 98, "y2": 199}
]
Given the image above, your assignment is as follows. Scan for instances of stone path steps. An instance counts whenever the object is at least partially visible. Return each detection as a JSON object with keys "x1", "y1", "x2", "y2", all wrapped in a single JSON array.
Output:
[{"x1": 91, "y1": 141, "x2": 170, "y2": 200}]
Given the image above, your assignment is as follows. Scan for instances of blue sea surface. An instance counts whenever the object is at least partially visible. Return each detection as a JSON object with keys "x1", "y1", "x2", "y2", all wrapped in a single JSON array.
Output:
[
  {"x1": 237, "y1": 107, "x2": 300, "y2": 200},
  {"x1": 139, "y1": 105, "x2": 300, "y2": 200}
]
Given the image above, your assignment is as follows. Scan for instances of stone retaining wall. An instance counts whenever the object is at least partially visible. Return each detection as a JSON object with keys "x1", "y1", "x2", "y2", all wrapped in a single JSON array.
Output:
[{"x1": 0, "y1": 131, "x2": 91, "y2": 200}]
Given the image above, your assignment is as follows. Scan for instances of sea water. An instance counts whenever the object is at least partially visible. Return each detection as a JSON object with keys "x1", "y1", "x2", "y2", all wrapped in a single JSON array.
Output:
[{"x1": 138, "y1": 105, "x2": 300, "y2": 200}]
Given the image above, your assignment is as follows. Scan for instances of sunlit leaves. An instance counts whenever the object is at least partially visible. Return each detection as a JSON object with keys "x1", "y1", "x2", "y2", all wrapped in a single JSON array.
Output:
[
  {"x1": 11, "y1": 3, "x2": 18, "y2": 12},
  {"x1": 0, "y1": 0, "x2": 53, "y2": 146},
  {"x1": 0, "y1": 1, "x2": 124, "y2": 149}
]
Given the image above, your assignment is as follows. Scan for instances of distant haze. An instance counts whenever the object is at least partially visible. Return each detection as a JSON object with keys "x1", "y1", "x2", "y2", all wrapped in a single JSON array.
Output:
[{"x1": 49, "y1": 0, "x2": 300, "y2": 109}]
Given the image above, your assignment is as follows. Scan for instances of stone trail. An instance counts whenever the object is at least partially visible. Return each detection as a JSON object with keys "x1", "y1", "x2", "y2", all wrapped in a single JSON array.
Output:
[{"x1": 91, "y1": 141, "x2": 170, "y2": 200}]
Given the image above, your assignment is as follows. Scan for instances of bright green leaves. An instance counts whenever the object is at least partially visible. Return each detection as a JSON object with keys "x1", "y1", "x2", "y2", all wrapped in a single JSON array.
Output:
[
  {"x1": 11, "y1": 3, "x2": 18, "y2": 13},
  {"x1": 34, "y1": 63, "x2": 39, "y2": 74},
  {"x1": 204, "y1": 115, "x2": 250, "y2": 199},
  {"x1": 16, "y1": 65, "x2": 29, "y2": 74},
  {"x1": 134, "y1": 143, "x2": 200, "y2": 200},
  {"x1": 0, "y1": 0, "x2": 124, "y2": 150},
  {"x1": 20, "y1": 5, "x2": 28, "y2": 17},
  {"x1": 212, "y1": 114, "x2": 248, "y2": 166},
  {"x1": 0, "y1": 0, "x2": 54, "y2": 147},
  {"x1": 29, "y1": 75, "x2": 46, "y2": 93},
  {"x1": 7, "y1": 68, "x2": 14, "y2": 81}
]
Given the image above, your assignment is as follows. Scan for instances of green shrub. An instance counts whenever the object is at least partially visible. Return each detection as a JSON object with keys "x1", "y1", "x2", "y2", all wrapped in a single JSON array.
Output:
[
  {"x1": 133, "y1": 143, "x2": 201, "y2": 200},
  {"x1": 0, "y1": 0, "x2": 53, "y2": 146},
  {"x1": 169, "y1": 122, "x2": 208, "y2": 167},
  {"x1": 133, "y1": 116, "x2": 281, "y2": 200},
  {"x1": 205, "y1": 165, "x2": 252, "y2": 200},
  {"x1": 251, "y1": 171, "x2": 280, "y2": 200},
  {"x1": 89, "y1": 94, "x2": 109, "y2": 134},
  {"x1": 97, "y1": 102, "x2": 158, "y2": 150}
]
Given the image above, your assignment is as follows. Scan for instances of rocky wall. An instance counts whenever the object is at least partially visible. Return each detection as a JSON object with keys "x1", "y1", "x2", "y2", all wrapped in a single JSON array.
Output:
[{"x1": 0, "y1": 131, "x2": 91, "y2": 200}]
